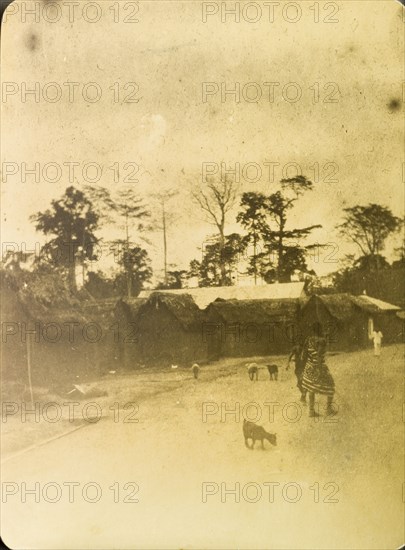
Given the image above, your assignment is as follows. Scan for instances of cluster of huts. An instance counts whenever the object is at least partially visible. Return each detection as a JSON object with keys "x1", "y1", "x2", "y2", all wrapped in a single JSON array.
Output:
[{"x1": 1, "y1": 279, "x2": 404, "y2": 387}]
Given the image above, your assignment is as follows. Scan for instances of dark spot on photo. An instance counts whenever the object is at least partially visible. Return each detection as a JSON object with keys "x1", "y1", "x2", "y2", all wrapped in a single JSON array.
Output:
[
  {"x1": 26, "y1": 33, "x2": 39, "y2": 52},
  {"x1": 387, "y1": 98, "x2": 401, "y2": 112}
]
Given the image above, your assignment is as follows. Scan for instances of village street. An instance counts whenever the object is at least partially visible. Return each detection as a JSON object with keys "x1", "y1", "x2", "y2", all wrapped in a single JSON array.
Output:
[{"x1": 1, "y1": 345, "x2": 404, "y2": 550}]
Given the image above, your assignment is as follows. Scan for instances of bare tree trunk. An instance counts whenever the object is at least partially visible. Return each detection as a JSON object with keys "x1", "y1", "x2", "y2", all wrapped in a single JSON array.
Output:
[
  {"x1": 68, "y1": 262, "x2": 77, "y2": 292},
  {"x1": 127, "y1": 273, "x2": 132, "y2": 300},
  {"x1": 163, "y1": 203, "x2": 168, "y2": 286},
  {"x1": 253, "y1": 233, "x2": 257, "y2": 285},
  {"x1": 219, "y1": 232, "x2": 227, "y2": 286},
  {"x1": 277, "y1": 236, "x2": 283, "y2": 283},
  {"x1": 125, "y1": 210, "x2": 132, "y2": 299},
  {"x1": 26, "y1": 334, "x2": 34, "y2": 406},
  {"x1": 277, "y1": 218, "x2": 285, "y2": 283}
]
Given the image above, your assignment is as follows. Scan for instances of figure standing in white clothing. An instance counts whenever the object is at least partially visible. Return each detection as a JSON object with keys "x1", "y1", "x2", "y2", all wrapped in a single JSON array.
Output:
[{"x1": 371, "y1": 329, "x2": 383, "y2": 356}]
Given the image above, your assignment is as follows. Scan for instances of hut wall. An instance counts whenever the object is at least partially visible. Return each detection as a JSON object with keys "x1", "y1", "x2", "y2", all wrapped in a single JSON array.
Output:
[
  {"x1": 1, "y1": 326, "x2": 28, "y2": 383},
  {"x1": 136, "y1": 305, "x2": 207, "y2": 365},
  {"x1": 204, "y1": 301, "x2": 300, "y2": 359},
  {"x1": 374, "y1": 313, "x2": 404, "y2": 344},
  {"x1": 215, "y1": 322, "x2": 271, "y2": 357},
  {"x1": 299, "y1": 299, "x2": 352, "y2": 351},
  {"x1": 1, "y1": 290, "x2": 30, "y2": 382},
  {"x1": 113, "y1": 301, "x2": 144, "y2": 367},
  {"x1": 349, "y1": 310, "x2": 370, "y2": 347},
  {"x1": 203, "y1": 320, "x2": 295, "y2": 359}
]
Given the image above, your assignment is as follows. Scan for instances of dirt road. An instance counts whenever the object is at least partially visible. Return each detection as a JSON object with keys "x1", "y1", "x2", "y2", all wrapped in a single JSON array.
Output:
[{"x1": 1, "y1": 346, "x2": 404, "y2": 549}]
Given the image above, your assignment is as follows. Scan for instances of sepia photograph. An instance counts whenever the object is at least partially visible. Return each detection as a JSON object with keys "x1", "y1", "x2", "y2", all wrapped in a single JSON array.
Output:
[{"x1": 0, "y1": 0, "x2": 404, "y2": 548}]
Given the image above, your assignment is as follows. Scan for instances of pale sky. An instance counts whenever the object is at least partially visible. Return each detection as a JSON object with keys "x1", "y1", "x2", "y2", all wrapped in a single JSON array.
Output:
[{"x1": 1, "y1": 0, "x2": 404, "y2": 282}]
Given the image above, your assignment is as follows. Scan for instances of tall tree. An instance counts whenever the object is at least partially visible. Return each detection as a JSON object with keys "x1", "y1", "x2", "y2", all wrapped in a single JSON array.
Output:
[
  {"x1": 114, "y1": 245, "x2": 152, "y2": 298},
  {"x1": 337, "y1": 204, "x2": 401, "y2": 270},
  {"x1": 152, "y1": 189, "x2": 178, "y2": 287},
  {"x1": 30, "y1": 186, "x2": 100, "y2": 291},
  {"x1": 392, "y1": 220, "x2": 405, "y2": 268},
  {"x1": 111, "y1": 187, "x2": 149, "y2": 247},
  {"x1": 84, "y1": 270, "x2": 116, "y2": 299},
  {"x1": 192, "y1": 176, "x2": 238, "y2": 286},
  {"x1": 235, "y1": 177, "x2": 321, "y2": 283},
  {"x1": 190, "y1": 233, "x2": 245, "y2": 287},
  {"x1": 237, "y1": 192, "x2": 269, "y2": 285},
  {"x1": 156, "y1": 270, "x2": 188, "y2": 289},
  {"x1": 109, "y1": 187, "x2": 150, "y2": 298},
  {"x1": 263, "y1": 176, "x2": 321, "y2": 282}
]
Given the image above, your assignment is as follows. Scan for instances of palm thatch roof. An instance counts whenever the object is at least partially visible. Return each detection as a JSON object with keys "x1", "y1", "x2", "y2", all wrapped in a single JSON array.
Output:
[
  {"x1": 17, "y1": 293, "x2": 88, "y2": 324},
  {"x1": 304, "y1": 293, "x2": 401, "y2": 321},
  {"x1": 351, "y1": 295, "x2": 401, "y2": 313},
  {"x1": 1, "y1": 273, "x2": 88, "y2": 325},
  {"x1": 138, "y1": 292, "x2": 205, "y2": 330},
  {"x1": 259, "y1": 299, "x2": 300, "y2": 320},
  {"x1": 139, "y1": 282, "x2": 306, "y2": 309},
  {"x1": 313, "y1": 294, "x2": 355, "y2": 321},
  {"x1": 206, "y1": 298, "x2": 299, "y2": 324}
]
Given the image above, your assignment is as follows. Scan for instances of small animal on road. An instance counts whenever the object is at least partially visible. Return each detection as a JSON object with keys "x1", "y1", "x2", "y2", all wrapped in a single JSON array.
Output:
[
  {"x1": 246, "y1": 363, "x2": 259, "y2": 381},
  {"x1": 243, "y1": 419, "x2": 277, "y2": 449},
  {"x1": 267, "y1": 364, "x2": 279, "y2": 381},
  {"x1": 192, "y1": 363, "x2": 200, "y2": 379}
]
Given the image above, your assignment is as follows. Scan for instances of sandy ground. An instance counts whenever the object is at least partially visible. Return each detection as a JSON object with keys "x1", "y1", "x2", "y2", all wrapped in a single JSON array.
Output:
[{"x1": 1, "y1": 345, "x2": 404, "y2": 549}]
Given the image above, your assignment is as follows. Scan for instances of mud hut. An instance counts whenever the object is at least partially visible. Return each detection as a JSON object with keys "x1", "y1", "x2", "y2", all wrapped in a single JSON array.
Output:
[
  {"x1": 81, "y1": 299, "x2": 123, "y2": 372},
  {"x1": 1, "y1": 274, "x2": 99, "y2": 392},
  {"x1": 350, "y1": 295, "x2": 402, "y2": 344},
  {"x1": 120, "y1": 292, "x2": 207, "y2": 365},
  {"x1": 113, "y1": 297, "x2": 147, "y2": 367},
  {"x1": 204, "y1": 298, "x2": 300, "y2": 358},
  {"x1": 300, "y1": 293, "x2": 402, "y2": 350}
]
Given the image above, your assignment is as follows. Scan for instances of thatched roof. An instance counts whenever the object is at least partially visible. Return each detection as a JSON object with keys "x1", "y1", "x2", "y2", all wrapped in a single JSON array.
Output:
[
  {"x1": 138, "y1": 292, "x2": 205, "y2": 330},
  {"x1": 1, "y1": 273, "x2": 99, "y2": 326},
  {"x1": 351, "y1": 295, "x2": 401, "y2": 313},
  {"x1": 313, "y1": 294, "x2": 355, "y2": 321},
  {"x1": 139, "y1": 282, "x2": 306, "y2": 309},
  {"x1": 259, "y1": 299, "x2": 300, "y2": 320},
  {"x1": 206, "y1": 300, "x2": 265, "y2": 324},
  {"x1": 304, "y1": 293, "x2": 401, "y2": 320},
  {"x1": 20, "y1": 295, "x2": 88, "y2": 324},
  {"x1": 206, "y1": 298, "x2": 299, "y2": 324}
]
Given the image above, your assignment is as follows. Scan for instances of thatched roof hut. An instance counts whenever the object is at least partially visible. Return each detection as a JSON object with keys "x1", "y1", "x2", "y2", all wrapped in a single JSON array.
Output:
[
  {"x1": 300, "y1": 293, "x2": 402, "y2": 349},
  {"x1": 117, "y1": 292, "x2": 207, "y2": 365},
  {"x1": 143, "y1": 292, "x2": 205, "y2": 329},
  {"x1": 1, "y1": 272, "x2": 120, "y2": 385},
  {"x1": 1, "y1": 273, "x2": 89, "y2": 334},
  {"x1": 205, "y1": 298, "x2": 300, "y2": 356}
]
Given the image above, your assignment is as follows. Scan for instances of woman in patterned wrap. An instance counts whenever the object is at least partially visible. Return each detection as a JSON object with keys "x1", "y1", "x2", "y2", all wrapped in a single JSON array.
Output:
[{"x1": 301, "y1": 322, "x2": 336, "y2": 417}]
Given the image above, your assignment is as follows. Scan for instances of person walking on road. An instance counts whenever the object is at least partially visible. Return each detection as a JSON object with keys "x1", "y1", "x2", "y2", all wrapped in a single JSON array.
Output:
[
  {"x1": 287, "y1": 342, "x2": 306, "y2": 403},
  {"x1": 301, "y1": 323, "x2": 336, "y2": 417}
]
